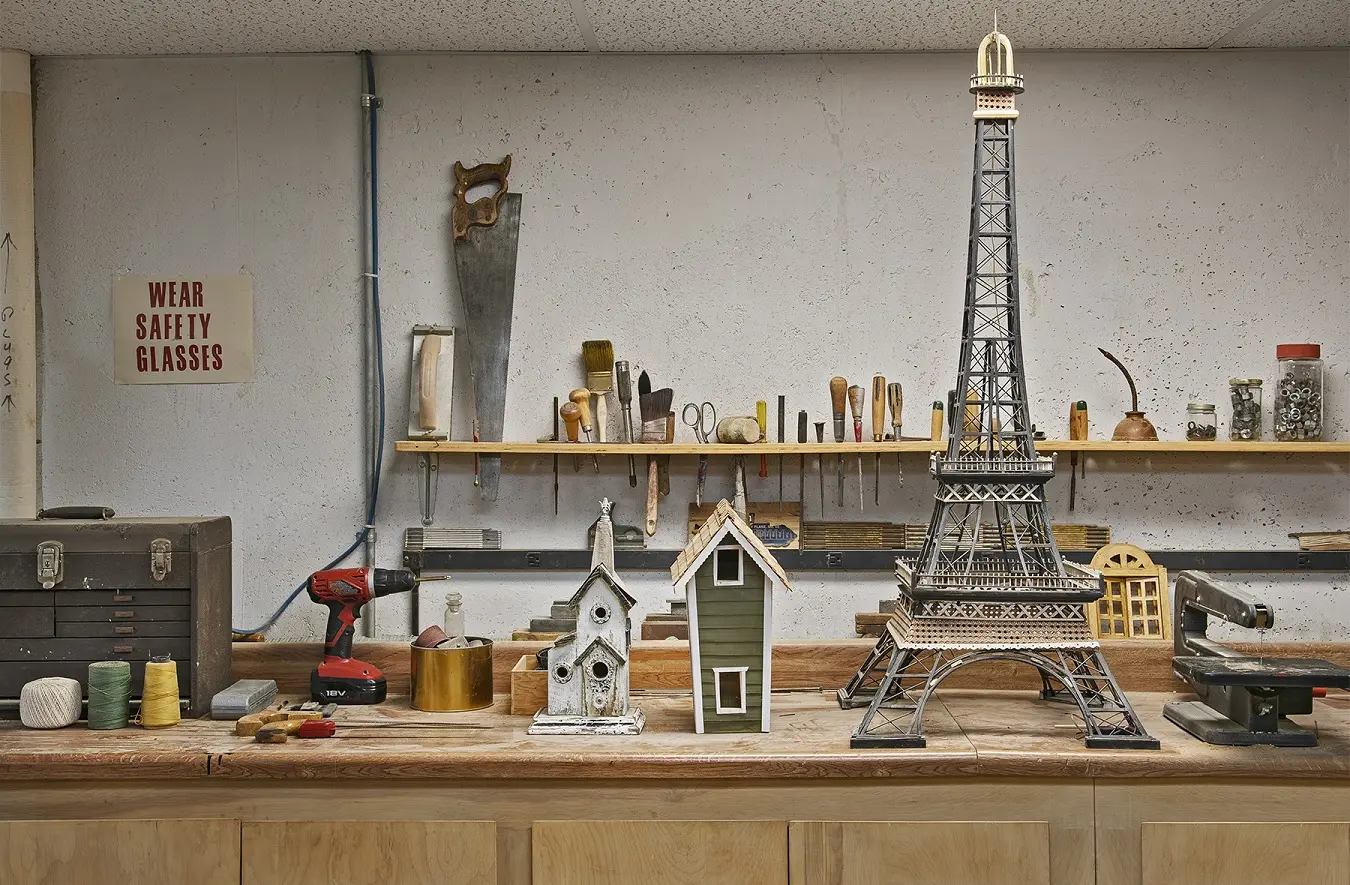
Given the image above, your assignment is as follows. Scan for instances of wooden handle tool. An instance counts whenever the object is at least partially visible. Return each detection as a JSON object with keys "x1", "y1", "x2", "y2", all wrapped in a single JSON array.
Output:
[
  {"x1": 814, "y1": 421, "x2": 826, "y2": 515},
  {"x1": 830, "y1": 377, "x2": 847, "y2": 507},
  {"x1": 561, "y1": 401, "x2": 581, "y2": 472},
  {"x1": 615, "y1": 360, "x2": 637, "y2": 487},
  {"x1": 417, "y1": 334, "x2": 441, "y2": 431},
  {"x1": 646, "y1": 458, "x2": 659, "y2": 536},
  {"x1": 848, "y1": 385, "x2": 864, "y2": 512},
  {"x1": 871, "y1": 375, "x2": 886, "y2": 506},
  {"x1": 569, "y1": 388, "x2": 599, "y2": 472},
  {"x1": 930, "y1": 401, "x2": 944, "y2": 441},
  {"x1": 756, "y1": 400, "x2": 768, "y2": 478},
  {"x1": 888, "y1": 382, "x2": 904, "y2": 486}
]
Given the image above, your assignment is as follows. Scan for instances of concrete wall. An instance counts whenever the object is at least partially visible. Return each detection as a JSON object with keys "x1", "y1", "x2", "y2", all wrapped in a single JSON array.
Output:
[{"x1": 32, "y1": 50, "x2": 1349, "y2": 642}]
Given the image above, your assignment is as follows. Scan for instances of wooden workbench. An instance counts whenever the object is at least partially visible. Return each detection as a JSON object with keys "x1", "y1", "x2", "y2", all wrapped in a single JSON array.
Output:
[{"x1": 2, "y1": 642, "x2": 1349, "y2": 885}]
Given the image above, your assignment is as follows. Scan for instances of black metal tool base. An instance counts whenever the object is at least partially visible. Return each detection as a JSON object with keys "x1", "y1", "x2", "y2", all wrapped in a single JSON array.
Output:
[
  {"x1": 1085, "y1": 733, "x2": 1162, "y2": 750},
  {"x1": 850, "y1": 734, "x2": 927, "y2": 749},
  {"x1": 1164, "y1": 700, "x2": 1318, "y2": 747}
]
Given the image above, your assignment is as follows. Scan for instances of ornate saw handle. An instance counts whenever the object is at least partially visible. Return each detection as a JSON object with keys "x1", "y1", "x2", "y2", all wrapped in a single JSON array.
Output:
[{"x1": 452, "y1": 155, "x2": 511, "y2": 241}]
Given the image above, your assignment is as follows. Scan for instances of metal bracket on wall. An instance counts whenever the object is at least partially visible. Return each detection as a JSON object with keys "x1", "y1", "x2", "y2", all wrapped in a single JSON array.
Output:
[{"x1": 417, "y1": 454, "x2": 439, "y2": 526}]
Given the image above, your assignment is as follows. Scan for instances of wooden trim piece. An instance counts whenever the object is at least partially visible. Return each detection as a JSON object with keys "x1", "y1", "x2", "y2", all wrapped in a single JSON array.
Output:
[{"x1": 687, "y1": 578, "x2": 704, "y2": 734}]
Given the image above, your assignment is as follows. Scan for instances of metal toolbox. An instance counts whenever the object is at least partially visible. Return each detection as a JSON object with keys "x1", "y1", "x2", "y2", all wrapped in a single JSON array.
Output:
[{"x1": 0, "y1": 516, "x2": 231, "y2": 718}]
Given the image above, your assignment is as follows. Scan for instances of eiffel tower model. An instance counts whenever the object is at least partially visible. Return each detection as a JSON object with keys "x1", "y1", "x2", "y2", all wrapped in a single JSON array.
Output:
[{"x1": 837, "y1": 26, "x2": 1158, "y2": 750}]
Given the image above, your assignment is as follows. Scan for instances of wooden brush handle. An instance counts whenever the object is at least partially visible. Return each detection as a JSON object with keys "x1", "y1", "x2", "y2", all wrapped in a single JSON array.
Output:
[
  {"x1": 569, "y1": 388, "x2": 593, "y2": 432},
  {"x1": 560, "y1": 402, "x2": 581, "y2": 442},
  {"x1": 930, "y1": 402, "x2": 944, "y2": 441},
  {"x1": 417, "y1": 334, "x2": 441, "y2": 431},
  {"x1": 1070, "y1": 400, "x2": 1089, "y2": 441},
  {"x1": 829, "y1": 377, "x2": 847, "y2": 414},
  {"x1": 594, "y1": 394, "x2": 608, "y2": 443},
  {"x1": 871, "y1": 375, "x2": 886, "y2": 441},
  {"x1": 645, "y1": 458, "x2": 659, "y2": 536},
  {"x1": 888, "y1": 382, "x2": 903, "y2": 434}
]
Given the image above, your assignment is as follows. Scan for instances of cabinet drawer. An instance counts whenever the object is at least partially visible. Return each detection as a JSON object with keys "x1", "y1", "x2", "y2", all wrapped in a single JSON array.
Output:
[
  {"x1": 0, "y1": 637, "x2": 190, "y2": 662},
  {"x1": 0, "y1": 607, "x2": 55, "y2": 638},
  {"x1": 55, "y1": 589, "x2": 188, "y2": 606},
  {"x1": 56, "y1": 621, "x2": 190, "y2": 638},
  {"x1": 56, "y1": 605, "x2": 190, "y2": 623},
  {"x1": 0, "y1": 590, "x2": 53, "y2": 606},
  {"x1": 0, "y1": 659, "x2": 191, "y2": 698}
]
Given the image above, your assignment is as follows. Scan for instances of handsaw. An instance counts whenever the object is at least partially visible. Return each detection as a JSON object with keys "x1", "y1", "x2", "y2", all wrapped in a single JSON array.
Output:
[{"x1": 453, "y1": 155, "x2": 520, "y2": 502}]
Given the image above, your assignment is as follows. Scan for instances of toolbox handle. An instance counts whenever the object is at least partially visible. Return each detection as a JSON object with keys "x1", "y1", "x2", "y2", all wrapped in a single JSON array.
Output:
[{"x1": 38, "y1": 506, "x2": 115, "y2": 520}]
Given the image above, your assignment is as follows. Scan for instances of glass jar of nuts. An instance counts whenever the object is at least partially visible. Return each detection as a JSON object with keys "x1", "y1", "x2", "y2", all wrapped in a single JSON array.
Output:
[
  {"x1": 1228, "y1": 378, "x2": 1262, "y2": 440},
  {"x1": 1186, "y1": 402, "x2": 1217, "y2": 441},
  {"x1": 1274, "y1": 344, "x2": 1323, "y2": 441}
]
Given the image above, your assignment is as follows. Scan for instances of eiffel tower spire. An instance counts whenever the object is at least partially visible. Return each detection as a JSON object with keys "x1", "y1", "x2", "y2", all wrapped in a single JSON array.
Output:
[{"x1": 837, "y1": 27, "x2": 1158, "y2": 751}]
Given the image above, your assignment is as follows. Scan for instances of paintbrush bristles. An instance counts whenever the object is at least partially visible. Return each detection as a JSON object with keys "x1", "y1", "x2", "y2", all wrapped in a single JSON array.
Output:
[
  {"x1": 639, "y1": 388, "x2": 674, "y2": 441},
  {"x1": 582, "y1": 340, "x2": 615, "y2": 392}
]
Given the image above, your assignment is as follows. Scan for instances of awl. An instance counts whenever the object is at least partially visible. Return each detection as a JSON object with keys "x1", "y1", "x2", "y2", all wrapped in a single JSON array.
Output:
[
  {"x1": 889, "y1": 382, "x2": 903, "y2": 487},
  {"x1": 829, "y1": 377, "x2": 847, "y2": 508},
  {"x1": 871, "y1": 375, "x2": 886, "y2": 506},
  {"x1": 848, "y1": 384, "x2": 864, "y2": 513}
]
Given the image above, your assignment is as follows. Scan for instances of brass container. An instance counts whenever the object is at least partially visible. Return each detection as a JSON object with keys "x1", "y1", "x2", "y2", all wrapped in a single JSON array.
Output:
[
  {"x1": 1111, "y1": 410, "x2": 1159, "y2": 441},
  {"x1": 410, "y1": 638, "x2": 494, "y2": 712}
]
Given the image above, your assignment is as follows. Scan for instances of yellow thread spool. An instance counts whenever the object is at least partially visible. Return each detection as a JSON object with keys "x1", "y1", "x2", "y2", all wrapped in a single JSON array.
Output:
[{"x1": 138, "y1": 656, "x2": 181, "y2": 728}]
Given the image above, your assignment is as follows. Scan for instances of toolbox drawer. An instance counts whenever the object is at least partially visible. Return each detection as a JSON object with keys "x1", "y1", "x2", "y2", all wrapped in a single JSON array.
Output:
[
  {"x1": 0, "y1": 590, "x2": 54, "y2": 606},
  {"x1": 0, "y1": 638, "x2": 190, "y2": 662},
  {"x1": 54, "y1": 589, "x2": 188, "y2": 606},
  {"x1": 0, "y1": 607, "x2": 55, "y2": 638},
  {"x1": 0, "y1": 658, "x2": 191, "y2": 699},
  {"x1": 55, "y1": 605, "x2": 191, "y2": 623},
  {"x1": 0, "y1": 553, "x2": 193, "y2": 590},
  {"x1": 55, "y1": 621, "x2": 190, "y2": 638}
]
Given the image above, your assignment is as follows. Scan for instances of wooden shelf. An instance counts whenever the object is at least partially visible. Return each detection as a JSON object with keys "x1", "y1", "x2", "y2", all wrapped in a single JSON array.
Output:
[{"x1": 395, "y1": 439, "x2": 1350, "y2": 456}]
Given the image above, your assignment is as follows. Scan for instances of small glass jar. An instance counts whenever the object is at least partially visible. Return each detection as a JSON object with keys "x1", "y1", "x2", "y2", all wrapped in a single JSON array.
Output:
[
  {"x1": 1274, "y1": 344, "x2": 1323, "y2": 441},
  {"x1": 1186, "y1": 402, "x2": 1217, "y2": 441},
  {"x1": 1228, "y1": 378, "x2": 1262, "y2": 440}
]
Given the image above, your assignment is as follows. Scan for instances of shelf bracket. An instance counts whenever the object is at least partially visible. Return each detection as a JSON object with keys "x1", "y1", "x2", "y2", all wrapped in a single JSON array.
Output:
[{"x1": 417, "y1": 453, "x2": 439, "y2": 527}]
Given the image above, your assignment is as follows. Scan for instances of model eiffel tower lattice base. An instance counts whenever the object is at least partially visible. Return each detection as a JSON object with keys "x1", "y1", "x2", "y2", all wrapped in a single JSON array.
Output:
[{"x1": 836, "y1": 28, "x2": 1158, "y2": 750}]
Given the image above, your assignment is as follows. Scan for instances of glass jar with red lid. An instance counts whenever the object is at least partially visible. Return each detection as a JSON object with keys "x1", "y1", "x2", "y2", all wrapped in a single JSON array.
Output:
[{"x1": 1273, "y1": 344, "x2": 1323, "y2": 441}]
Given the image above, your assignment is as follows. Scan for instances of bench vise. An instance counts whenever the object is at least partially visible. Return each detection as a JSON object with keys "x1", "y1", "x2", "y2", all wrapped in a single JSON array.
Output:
[{"x1": 1164, "y1": 570, "x2": 1349, "y2": 746}]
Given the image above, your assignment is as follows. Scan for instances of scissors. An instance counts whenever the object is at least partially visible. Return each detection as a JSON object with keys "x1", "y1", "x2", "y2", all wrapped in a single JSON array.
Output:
[{"x1": 682, "y1": 402, "x2": 717, "y2": 505}]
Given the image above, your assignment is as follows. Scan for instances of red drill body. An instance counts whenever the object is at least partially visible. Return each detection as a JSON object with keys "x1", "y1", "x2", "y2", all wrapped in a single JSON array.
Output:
[{"x1": 307, "y1": 567, "x2": 419, "y2": 704}]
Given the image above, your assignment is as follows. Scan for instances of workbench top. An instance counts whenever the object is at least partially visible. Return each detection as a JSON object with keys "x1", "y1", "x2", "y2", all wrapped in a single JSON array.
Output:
[{"x1": 1, "y1": 689, "x2": 1346, "y2": 782}]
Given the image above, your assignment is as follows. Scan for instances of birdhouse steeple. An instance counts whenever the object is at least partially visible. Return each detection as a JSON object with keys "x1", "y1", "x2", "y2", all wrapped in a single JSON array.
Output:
[{"x1": 970, "y1": 21, "x2": 1024, "y2": 120}]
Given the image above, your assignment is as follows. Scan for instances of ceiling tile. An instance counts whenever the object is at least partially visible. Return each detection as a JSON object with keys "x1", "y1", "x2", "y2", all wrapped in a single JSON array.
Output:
[
  {"x1": 584, "y1": 0, "x2": 1271, "y2": 52},
  {"x1": 1220, "y1": 0, "x2": 1350, "y2": 47},
  {"x1": 7, "y1": 0, "x2": 586, "y2": 55}
]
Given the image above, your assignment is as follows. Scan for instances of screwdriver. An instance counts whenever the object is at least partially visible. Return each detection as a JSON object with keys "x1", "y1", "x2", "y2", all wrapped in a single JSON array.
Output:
[
  {"x1": 814, "y1": 421, "x2": 825, "y2": 516},
  {"x1": 777, "y1": 396, "x2": 786, "y2": 504},
  {"x1": 889, "y1": 382, "x2": 903, "y2": 487},
  {"x1": 829, "y1": 377, "x2": 847, "y2": 507},
  {"x1": 756, "y1": 400, "x2": 768, "y2": 479},
  {"x1": 797, "y1": 410, "x2": 808, "y2": 515},
  {"x1": 848, "y1": 384, "x2": 864, "y2": 513},
  {"x1": 871, "y1": 375, "x2": 886, "y2": 506}
]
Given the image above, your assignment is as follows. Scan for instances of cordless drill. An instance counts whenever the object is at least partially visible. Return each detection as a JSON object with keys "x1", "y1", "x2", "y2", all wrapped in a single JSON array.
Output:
[{"x1": 307, "y1": 567, "x2": 435, "y2": 704}]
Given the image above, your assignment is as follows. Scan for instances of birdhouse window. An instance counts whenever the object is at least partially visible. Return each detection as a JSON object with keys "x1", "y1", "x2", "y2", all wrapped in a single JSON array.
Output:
[
  {"x1": 713, "y1": 667, "x2": 748, "y2": 714},
  {"x1": 713, "y1": 545, "x2": 743, "y2": 586},
  {"x1": 591, "y1": 659, "x2": 610, "y2": 681},
  {"x1": 590, "y1": 602, "x2": 611, "y2": 624},
  {"x1": 552, "y1": 662, "x2": 572, "y2": 683}
]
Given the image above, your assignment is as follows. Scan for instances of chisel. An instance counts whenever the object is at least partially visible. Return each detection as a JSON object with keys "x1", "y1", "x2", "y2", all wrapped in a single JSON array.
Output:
[
  {"x1": 814, "y1": 421, "x2": 825, "y2": 515},
  {"x1": 888, "y1": 382, "x2": 904, "y2": 487},
  {"x1": 797, "y1": 410, "x2": 807, "y2": 515},
  {"x1": 871, "y1": 375, "x2": 886, "y2": 506},
  {"x1": 615, "y1": 360, "x2": 637, "y2": 488},
  {"x1": 1069, "y1": 400, "x2": 1088, "y2": 512},
  {"x1": 829, "y1": 377, "x2": 847, "y2": 507},
  {"x1": 756, "y1": 400, "x2": 768, "y2": 479},
  {"x1": 931, "y1": 401, "x2": 944, "y2": 441},
  {"x1": 848, "y1": 385, "x2": 864, "y2": 512},
  {"x1": 777, "y1": 396, "x2": 786, "y2": 504}
]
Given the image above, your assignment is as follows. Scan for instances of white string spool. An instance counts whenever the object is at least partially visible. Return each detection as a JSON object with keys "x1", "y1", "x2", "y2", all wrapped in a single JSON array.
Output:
[{"x1": 20, "y1": 677, "x2": 83, "y2": 729}]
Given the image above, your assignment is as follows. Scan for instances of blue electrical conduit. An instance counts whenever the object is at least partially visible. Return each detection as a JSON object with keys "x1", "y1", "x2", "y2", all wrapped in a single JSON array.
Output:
[{"x1": 232, "y1": 50, "x2": 386, "y2": 634}]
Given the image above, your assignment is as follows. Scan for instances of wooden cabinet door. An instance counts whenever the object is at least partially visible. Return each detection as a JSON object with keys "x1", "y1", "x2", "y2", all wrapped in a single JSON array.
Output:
[
  {"x1": 241, "y1": 820, "x2": 496, "y2": 885},
  {"x1": 1142, "y1": 822, "x2": 1350, "y2": 885},
  {"x1": 0, "y1": 819, "x2": 239, "y2": 885},
  {"x1": 790, "y1": 821, "x2": 1051, "y2": 885},
  {"x1": 533, "y1": 820, "x2": 787, "y2": 885}
]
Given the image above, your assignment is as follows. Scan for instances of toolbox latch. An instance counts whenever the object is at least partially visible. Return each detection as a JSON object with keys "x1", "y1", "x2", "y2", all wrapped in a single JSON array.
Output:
[
  {"x1": 149, "y1": 538, "x2": 172, "y2": 582},
  {"x1": 37, "y1": 541, "x2": 64, "y2": 589}
]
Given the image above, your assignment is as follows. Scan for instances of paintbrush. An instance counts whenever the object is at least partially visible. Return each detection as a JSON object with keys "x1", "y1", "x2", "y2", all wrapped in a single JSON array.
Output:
[
  {"x1": 638, "y1": 372, "x2": 673, "y2": 535},
  {"x1": 582, "y1": 340, "x2": 614, "y2": 443}
]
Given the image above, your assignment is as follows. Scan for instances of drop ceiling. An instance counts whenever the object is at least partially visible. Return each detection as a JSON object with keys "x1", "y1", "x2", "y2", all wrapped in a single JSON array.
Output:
[{"x1": 6, "y1": 0, "x2": 1348, "y2": 56}]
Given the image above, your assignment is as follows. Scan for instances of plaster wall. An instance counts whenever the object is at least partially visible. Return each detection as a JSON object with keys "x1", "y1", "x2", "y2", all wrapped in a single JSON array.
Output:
[{"x1": 32, "y1": 50, "x2": 1349, "y2": 641}]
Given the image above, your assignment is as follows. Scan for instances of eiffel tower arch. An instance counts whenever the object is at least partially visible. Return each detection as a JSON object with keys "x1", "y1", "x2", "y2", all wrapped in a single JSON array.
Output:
[{"x1": 837, "y1": 28, "x2": 1158, "y2": 751}]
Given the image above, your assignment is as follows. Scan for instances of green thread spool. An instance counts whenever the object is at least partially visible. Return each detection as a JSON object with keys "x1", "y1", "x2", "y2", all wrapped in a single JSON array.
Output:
[{"x1": 87, "y1": 661, "x2": 131, "y2": 730}]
